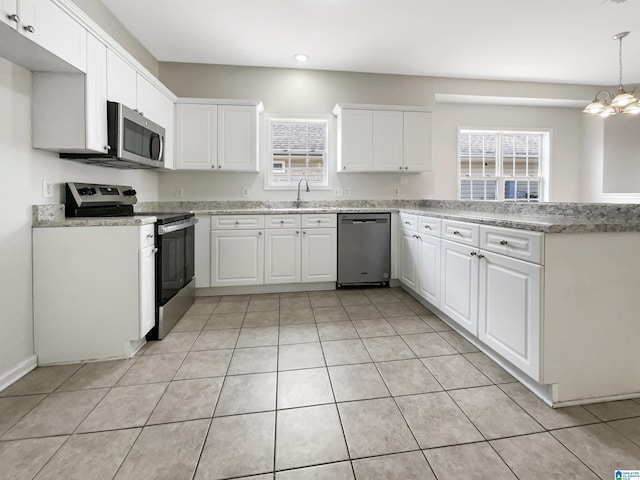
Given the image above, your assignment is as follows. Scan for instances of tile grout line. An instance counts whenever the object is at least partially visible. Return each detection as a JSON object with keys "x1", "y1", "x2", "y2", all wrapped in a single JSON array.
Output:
[{"x1": 188, "y1": 301, "x2": 245, "y2": 480}]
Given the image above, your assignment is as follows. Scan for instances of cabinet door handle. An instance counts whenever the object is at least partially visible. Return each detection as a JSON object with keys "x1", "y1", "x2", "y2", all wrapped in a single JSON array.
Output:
[
  {"x1": 152, "y1": 247, "x2": 158, "y2": 254},
  {"x1": 404, "y1": 166, "x2": 408, "y2": 170},
  {"x1": 146, "y1": 233, "x2": 154, "y2": 238},
  {"x1": 424, "y1": 225, "x2": 431, "y2": 230},
  {"x1": 317, "y1": 219, "x2": 321, "y2": 223},
  {"x1": 499, "y1": 240, "x2": 508, "y2": 245},
  {"x1": 218, "y1": 165, "x2": 222, "y2": 169},
  {"x1": 296, "y1": 231, "x2": 299, "y2": 234},
  {"x1": 23, "y1": 24, "x2": 35, "y2": 33},
  {"x1": 280, "y1": 220, "x2": 284, "y2": 224},
  {"x1": 470, "y1": 251, "x2": 477, "y2": 256},
  {"x1": 303, "y1": 231, "x2": 306, "y2": 234},
  {"x1": 343, "y1": 166, "x2": 346, "y2": 170},
  {"x1": 258, "y1": 231, "x2": 263, "y2": 236},
  {"x1": 477, "y1": 253, "x2": 485, "y2": 259},
  {"x1": 104, "y1": 145, "x2": 110, "y2": 151},
  {"x1": 399, "y1": 166, "x2": 402, "y2": 170},
  {"x1": 453, "y1": 230, "x2": 460, "y2": 235},
  {"x1": 7, "y1": 13, "x2": 19, "y2": 23},
  {"x1": 404, "y1": 221, "x2": 411, "y2": 225}
]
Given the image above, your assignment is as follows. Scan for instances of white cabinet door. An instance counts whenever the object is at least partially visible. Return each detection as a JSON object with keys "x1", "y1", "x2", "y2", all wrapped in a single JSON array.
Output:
[
  {"x1": 136, "y1": 74, "x2": 170, "y2": 125},
  {"x1": 85, "y1": 33, "x2": 108, "y2": 154},
  {"x1": 417, "y1": 234, "x2": 440, "y2": 306},
  {"x1": 403, "y1": 111, "x2": 432, "y2": 172},
  {"x1": 301, "y1": 228, "x2": 336, "y2": 282},
  {"x1": 19, "y1": 0, "x2": 87, "y2": 72},
  {"x1": 440, "y1": 239, "x2": 479, "y2": 335},
  {"x1": 106, "y1": 49, "x2": 137, "y2": 107},
  {"x1": 338, "y1": 109, "x2": 372, "y2": 172},
  {"x1": 194, "y1": 215, "x2": 211, "y2": 288},
  {"x1": 373, "y1": 110, "x2": 403, "y2": 171},
  {"x1": 217, "y1": 105, "x2": 258, "y2": 172},
  {"x1": 138, "y1": 244, "x2": 156, "y2": 337},
  {"x1": 175, "y1": 104, "x2": 218, "y2": 169},
  {"x1": 399, "y1": 229, "x2": 418, "y2": 290},
  {"x1": 479, "y1": 251, "x2": 541, "y2": 379},
  {"x1": 211, "y1": 230, "x2": 263, "y2": 286},
  {"x1": 0, "y1": 0, "x2": 18, "y2": 28},
  {"x1": 265, "y1": 229, "x2": 301, "y2": 284}
]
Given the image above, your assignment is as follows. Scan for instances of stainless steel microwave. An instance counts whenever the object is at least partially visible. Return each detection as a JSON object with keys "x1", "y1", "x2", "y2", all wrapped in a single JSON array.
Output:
[{"x1": 60, "y1": 102, "x2": 165, "y2": 169}]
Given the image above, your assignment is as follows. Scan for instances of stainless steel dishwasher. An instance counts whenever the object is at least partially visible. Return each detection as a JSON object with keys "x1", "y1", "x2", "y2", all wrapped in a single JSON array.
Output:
[{"x1": 337, "y1": 213, "x2": 391, "y2": 287}]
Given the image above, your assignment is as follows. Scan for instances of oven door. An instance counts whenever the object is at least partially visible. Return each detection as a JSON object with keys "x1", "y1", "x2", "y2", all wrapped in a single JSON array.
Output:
[{"x1": 157, "y1": 219, "x2": 196, "y2": 305}]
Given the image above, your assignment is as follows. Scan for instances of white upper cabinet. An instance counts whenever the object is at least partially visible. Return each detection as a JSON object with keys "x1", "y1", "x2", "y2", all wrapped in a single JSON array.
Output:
[
  {"x1": 175, "y1": 104, "x2": 218, "y2": 170},
  {"x1": 373, "y1": 110, "x2": 403, "y2": 171},
  {"x1": 0, "y1": 0, "x2": 86, "y2": 72},
  {"x1": 218, "y1": 105, "x2": 258, "y2": 171},
  {"x1": 32, "y1": 33, "x2": 107, "y2": 154},
  {"x1": 403, "y1": 111, "x2": 432, "y2": 172},
  {"x1": 106, "y1": 49, "x2": 137, "y2": 107},
  {"x1": 337, "y1": 109, "x2": 373, "y2": 172},
  {"x1": 334, "y1": 104, "x2": 433, "y2": 173},
  {"x1": 174, "y1": 100, "x2": 262, "y2": 172}
]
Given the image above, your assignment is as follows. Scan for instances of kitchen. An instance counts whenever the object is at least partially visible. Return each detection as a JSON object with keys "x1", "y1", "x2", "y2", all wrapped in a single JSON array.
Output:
[{"x1": 2, "y1": 0, "x2": 640, "y2": 478}]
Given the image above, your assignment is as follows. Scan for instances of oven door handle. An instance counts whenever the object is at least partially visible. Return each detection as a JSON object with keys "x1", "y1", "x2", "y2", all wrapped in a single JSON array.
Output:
[{"x1": 157, "y1": 217, "x2": 198, "y2": 235}]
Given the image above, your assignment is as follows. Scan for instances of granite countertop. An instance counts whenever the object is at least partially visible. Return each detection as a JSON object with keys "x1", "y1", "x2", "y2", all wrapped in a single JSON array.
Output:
[{"x1": 32, "y1": 201, "x2": 640, "y2": 233}]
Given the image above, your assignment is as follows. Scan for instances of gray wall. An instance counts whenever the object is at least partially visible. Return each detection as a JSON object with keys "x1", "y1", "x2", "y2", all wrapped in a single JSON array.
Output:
[
  {"x1": 71, "y1": 0, "x2": 159, "y2": 76},
  {"x1": 158, "y1": 63, "x2": 593, "y2": 202}
]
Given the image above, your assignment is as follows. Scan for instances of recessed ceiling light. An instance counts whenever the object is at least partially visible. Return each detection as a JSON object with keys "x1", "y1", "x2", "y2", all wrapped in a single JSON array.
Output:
[{"x1": 294, "y1": 53, "x2": 308, "y2": 63}]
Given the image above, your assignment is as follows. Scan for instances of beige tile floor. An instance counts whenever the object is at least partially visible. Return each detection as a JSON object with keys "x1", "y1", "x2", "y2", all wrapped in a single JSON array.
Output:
[{"x1": 1, "y1": 287, "x2": 640, "y2": 479}]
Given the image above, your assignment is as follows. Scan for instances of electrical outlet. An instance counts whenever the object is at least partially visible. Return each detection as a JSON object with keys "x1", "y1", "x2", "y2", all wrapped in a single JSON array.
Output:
[
  {"x1": 242, "y1": 187, "x2": 250, "y2": 198},
  {"x1": 344, "y1": 187, "x2": 351, "y2": 196},
  {"x1": 175, "y1": 188, "x2": 184, "y2": 198},
  {"x1": 335, "y1": 188, "x2": 343, "y2": 197},
  {"x1": 400, "y1": 175, "x2": 408, "y2": 186},
  {"x1": 42, "y1": 179, "x2": 53, "y2": 198},
  {"x1": 393, "y1": 186, "x2": 400, "y2": 196}
]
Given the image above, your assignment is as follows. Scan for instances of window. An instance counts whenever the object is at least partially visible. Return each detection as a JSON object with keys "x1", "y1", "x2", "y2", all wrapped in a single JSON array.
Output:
[
  {"x1": 458, "y1": 129, "x2": 548, "y2": 201},
  {"x1": 267, "y1": 117, "x2": 329, "y2": 189}
]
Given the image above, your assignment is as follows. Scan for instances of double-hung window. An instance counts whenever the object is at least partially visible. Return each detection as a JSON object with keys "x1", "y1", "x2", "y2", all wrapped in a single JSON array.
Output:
[
  {"x1": 267, "y1": 117, "x2": 329, "y2": 189},
  {"x1": 458, "y1": 129, "x2": 548, "y2": 201}
]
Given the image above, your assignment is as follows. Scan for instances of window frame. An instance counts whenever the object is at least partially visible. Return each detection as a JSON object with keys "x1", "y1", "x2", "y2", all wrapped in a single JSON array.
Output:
[
  {"x1": 263, "y1": 113, "x2": 333, "y2": 191},
  {"x1": 457, "y1": 127, "x2": 551, "y2": 202}
]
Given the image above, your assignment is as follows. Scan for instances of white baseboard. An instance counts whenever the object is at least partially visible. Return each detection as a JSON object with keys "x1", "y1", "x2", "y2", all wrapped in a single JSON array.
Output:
[{"x1": 0, "y1": 355, "x2": 38, "y2": 393}]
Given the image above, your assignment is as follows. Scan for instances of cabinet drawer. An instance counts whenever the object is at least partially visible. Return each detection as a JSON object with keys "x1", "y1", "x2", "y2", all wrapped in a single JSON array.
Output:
[
  {"x1": 480, "y1": 225, "x2": 544, "y2": 265},
  {"x1": 140, "y1": 224, "x2": 155, "y2": 248},
  {"x1": 418, "y1": 216, "x2": 441, "y2": 237},
  {"x1": 265, "y1": 215, "x2": 301, "y2": 229},
  {"x1": 211, "y1": 215, "x2": 264, "y2": 229},
  {"x1": 399, "y1": 213, "x2": 418, "y2": 232},
  {"x1": 302, "y1": 214, "x2": 337, "y2": 228},
  {"x1": 442, "y1": 220, "x2": 479, "y2": 247}
]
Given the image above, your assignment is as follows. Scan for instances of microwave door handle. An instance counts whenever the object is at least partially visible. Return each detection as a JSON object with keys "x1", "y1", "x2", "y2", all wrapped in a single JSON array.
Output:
[{"x1": 157, "y1": 134, "x2": 164, "y2": 162}]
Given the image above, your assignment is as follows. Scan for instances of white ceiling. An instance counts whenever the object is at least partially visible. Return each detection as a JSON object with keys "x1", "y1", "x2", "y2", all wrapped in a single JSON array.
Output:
[{"x1": 100, "y1": 0, "x2": 640, "y2": 86}]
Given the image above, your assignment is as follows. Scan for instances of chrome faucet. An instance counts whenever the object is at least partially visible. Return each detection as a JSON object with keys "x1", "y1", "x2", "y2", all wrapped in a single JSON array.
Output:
[{"x1": 296, "y1": 178, "x2": 310, "y2": 208}]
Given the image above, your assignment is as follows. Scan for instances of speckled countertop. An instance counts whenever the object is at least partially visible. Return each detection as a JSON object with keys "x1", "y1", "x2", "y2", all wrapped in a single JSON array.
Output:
[{"x1": 32, "y1": 200, "x2": 640, "y2": 233}]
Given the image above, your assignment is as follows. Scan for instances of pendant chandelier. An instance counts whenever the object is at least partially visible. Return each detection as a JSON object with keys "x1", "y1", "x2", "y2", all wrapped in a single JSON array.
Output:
[{"x1": 583, "y1": 31, "x2": 640, "y2": 117}]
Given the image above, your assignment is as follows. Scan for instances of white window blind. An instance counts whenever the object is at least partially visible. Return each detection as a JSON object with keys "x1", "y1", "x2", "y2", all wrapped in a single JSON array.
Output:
[
  {"x1": 269, "y1": 119, "x2": 328, "y2": 187},
  {"x1": 459, "y1": 129, "x2": 546, "y2": 202}
]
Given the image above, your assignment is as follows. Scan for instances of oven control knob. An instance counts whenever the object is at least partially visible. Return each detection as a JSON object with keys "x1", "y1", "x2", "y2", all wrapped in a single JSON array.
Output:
[
  {"x1": 87, "y1": 187, "x2": 97, "y2": 195},
  {"x1": 123, "y1": 189, "x2": 137, "y2": 196},
  {"x1": 78, "y1": 188, "x2": 89, "y2": 195}
]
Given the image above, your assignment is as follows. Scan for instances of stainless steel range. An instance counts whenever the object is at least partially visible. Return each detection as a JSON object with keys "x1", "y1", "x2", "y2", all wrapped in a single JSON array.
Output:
[{"x1": 65, "y1": 182, "x2": 197, "y2": 339}]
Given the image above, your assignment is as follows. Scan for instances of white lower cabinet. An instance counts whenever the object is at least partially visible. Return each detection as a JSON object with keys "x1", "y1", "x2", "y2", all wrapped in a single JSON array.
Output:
[
  {"x1": 138, "y1": 244, "x2": 156, "y2": 338},
  {"x1": 265, "y1": 229, "x2": 301, "y2": 284},
  {"x1": 417, "y1": 233, "x2": 441, "y2": 306},
  {"x1": 440, "y1": 239, "x2": 479, "y2": 335},
  {"x1": 208, "y1": 214, "x2": 336, "y2": 289},
  {"x1": 478, "y1": 250, "x2": 541, "y2": 379},
  {"x1": 211, "y1": 229, "x2": 264, "y2": 287},
  {"x1": 32, "y1": 224, "x2": 156, "y2": 364},
  {"x1": 302, "y1": 227, "x2": 337, "y2": 282},
  {"x1": 399, "y1": 228, "x2": 418, "y2": 290}
]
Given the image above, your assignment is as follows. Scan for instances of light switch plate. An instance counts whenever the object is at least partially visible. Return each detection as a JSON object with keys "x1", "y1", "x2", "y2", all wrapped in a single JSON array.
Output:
[
  {"x1": 242, "y1": 187, "x2": 250, "y2": 197},
  {"x1": 335, "y1": 188, "x2": 343, "y2": 196},
  {"x1": 42, "y1": 179, "x2": 53, "y2": 198},
  {"x1": 393, "y1": 187, "x2": 400, "y2": 196},
  {"x1": 175, "y1": 188, "x2": 184, "y2": 198},
  {"x1": 344, "y1": 187, "x2": 351, "y2": 196}
]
